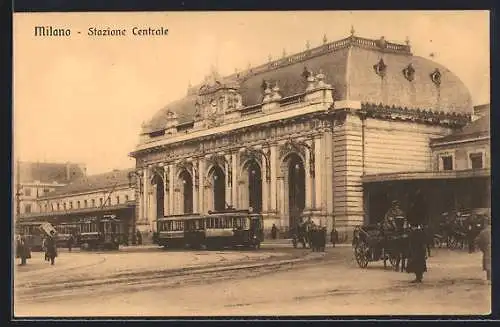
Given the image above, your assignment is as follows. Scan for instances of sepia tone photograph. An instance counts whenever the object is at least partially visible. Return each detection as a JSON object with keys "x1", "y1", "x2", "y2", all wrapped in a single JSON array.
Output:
[{"x1": 12, "y1": 10, "x2": 491, "y2": 317}]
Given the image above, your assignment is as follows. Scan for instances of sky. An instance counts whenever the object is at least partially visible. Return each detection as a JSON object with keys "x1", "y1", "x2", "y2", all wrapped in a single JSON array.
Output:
[{"x1": 13, "y1": 11, "x2": 490, "y2": 175}]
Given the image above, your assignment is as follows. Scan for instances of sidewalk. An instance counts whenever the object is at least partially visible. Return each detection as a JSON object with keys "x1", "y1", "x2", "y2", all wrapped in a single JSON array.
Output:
[{"x1": 262, "y1": 239, "x2": 351, "y2": 248}]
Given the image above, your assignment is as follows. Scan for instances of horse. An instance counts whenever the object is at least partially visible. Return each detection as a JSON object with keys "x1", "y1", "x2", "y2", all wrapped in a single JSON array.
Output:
[
  {"x1": 292, "y1": 223, "x2": 310, "y2": 249},
  {"x1": 382, "y1": 217, "x2": 410, "y2": 272}
]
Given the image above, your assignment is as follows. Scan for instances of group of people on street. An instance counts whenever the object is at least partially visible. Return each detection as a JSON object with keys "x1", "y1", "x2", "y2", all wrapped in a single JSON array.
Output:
[
  {"x1": 381, "y1": 193, "x2": 491, "y2": 284},
  {"x1": 15, "y1": 231, "x2": 58, "y2": 266}
]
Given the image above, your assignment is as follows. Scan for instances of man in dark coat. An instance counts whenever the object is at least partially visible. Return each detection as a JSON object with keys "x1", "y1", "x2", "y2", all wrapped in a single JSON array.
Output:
[
  {"x1": 271, "y1": 224, "x2": 278, "y2": 240},
  {"x1": 136, "y1": 230, "x2": 143, "y2": 245},
  {"x1": 45, "y1": 235, "x2": 58, "y2": 265},
  {"x1": 67, "y1": 234, "x2": 74, "y2": 252},
  {"x1": 331, "y1": 227, "x2": 338, "y2": 248},
  {"x1": 382, "y1": 200, "x2": 404, "y2": 231},
  {"x1": 406, "y1": 224, "x2": 428, "y2": 283},
  {"x1": 475, "y1": 217, "x2": 491, "y2": 282},
  {"x1": 16, "y1": 233, "x2": 31, "y2": 265}
]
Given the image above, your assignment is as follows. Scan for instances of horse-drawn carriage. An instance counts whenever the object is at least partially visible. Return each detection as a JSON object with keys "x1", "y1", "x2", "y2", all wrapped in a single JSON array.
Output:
[
  {"x1": 352, "y1": 217, "x2": 410, "y2": 271},
  {"x1": 432, "y1": 208, "x2": 488, "y2": 250},
  {"x1": 291, "y1": 220, "x2": 327, "y2": 251}
]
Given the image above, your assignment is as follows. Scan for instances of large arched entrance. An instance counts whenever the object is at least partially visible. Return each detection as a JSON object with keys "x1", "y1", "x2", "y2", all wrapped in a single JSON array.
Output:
[
  {"x1": 247, "y1": 160, "x2": 262, "y2": 213},
  {"x1": 287, "y1": 153, "x2": 305, "y2": 230},
  {"x1": 211, "y1": 165, "x2": 226, "y2": 211},
  {"x1": 179, "y1": 170, "x2": 193, "y2": 214},
  {"x1": 153, "y1": 173, "x2": 165, "y2": 218}
]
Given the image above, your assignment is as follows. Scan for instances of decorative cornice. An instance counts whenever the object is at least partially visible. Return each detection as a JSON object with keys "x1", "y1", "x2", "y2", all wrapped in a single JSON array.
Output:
[{"x1": 358, "y1": 102, "x2": 471, "y2": 128}]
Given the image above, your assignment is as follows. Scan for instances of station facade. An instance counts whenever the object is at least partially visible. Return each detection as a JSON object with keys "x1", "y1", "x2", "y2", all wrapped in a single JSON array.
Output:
[{"x1": 130, "y1": 33, "x2": 484, "y2": 240}]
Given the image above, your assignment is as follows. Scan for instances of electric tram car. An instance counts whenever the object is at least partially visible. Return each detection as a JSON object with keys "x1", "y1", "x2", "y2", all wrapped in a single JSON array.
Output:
[
  {"x1": 16, "y1": 221, "x2": 45, "y2": 251},
  {"x1": 54, "y1": 222, "x2": 79, "y2": 247},
  {"x1": 154, "y1": 214, "x2": 202, "y2": 249},
  {"x1": 77, "y1": 215, "x2": 123, "y2": 250},
  {"x1": 154, "y1": 209, "x2": 264, "y2": 250}
]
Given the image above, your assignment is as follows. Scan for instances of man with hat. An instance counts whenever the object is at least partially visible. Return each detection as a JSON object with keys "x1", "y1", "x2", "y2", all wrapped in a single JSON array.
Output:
[
  {"x1": 406, "y1": 224, "x2": 428, "y2": 283},
  {"x1": 16, "y1": 231, "x2": 31, "y2": 266},
  {"x1": 475, "y1": 216, "x2": 491, "y2": 283},
  {"x1": 382, "y1": 200, "x2": 404, "y2": 231}
]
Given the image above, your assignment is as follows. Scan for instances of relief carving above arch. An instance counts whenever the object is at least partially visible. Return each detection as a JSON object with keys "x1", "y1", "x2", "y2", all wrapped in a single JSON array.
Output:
[{"x1": 279, "y1": 139, "x2": 306, "y2": 161}]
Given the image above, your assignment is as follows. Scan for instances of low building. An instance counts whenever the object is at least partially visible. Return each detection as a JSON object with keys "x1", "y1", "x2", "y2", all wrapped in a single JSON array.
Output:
[
  {"x1": 19, "y1": 168, "x2": 137, "y2": 243},
  {"x1": 363, "y1": 104, "x2": 490, "y2": 223},
  {"x1": 14, "y1": 161, "x2": 86, "y2": 218}
]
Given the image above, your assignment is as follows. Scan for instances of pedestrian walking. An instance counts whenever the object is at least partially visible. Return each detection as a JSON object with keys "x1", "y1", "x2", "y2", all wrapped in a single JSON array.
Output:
[
  {"x1": 67, "y1": 234, "x2": 74, "y2": 252},
  {"x1": 475, "y1": 217, "x2": 491, "y2": 283},
  {"x1": 330, "y1": 227, "x2": 338, "y2": 248},
  {"x1": 45, "y1": 235, "x2": 58, "y2": 265},
  {"x1": 16, "y1": 233, "x2": 31, "y2": 266},
  {"x1": 406, "y1": 224, "x2": 427, "y2": 283},
  {"x1": 136, "y1": 230, "x2": 143, "y2": 245},
  {"x1": 271, "y1": 224, "x2": 278, "y2": 240}
]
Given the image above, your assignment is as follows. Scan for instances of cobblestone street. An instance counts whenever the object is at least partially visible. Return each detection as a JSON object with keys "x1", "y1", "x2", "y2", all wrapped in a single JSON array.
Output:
[{"x1": 14, "y1": 246, "x2": 490, "y2": 317}]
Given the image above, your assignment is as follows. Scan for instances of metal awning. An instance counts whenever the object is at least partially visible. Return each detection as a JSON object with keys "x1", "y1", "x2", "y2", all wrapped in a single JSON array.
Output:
[{"x1": 362, "y1": 168, "x2": 490, "y2": 184}]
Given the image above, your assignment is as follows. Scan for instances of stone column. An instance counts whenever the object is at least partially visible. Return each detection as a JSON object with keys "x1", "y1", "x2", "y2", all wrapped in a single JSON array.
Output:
[
  {"x1": 192, "y1": 162, "x2": 198, "y2": 213},
  {"x1": 261, "y1": 151, "x2": 269, "y2": 213},
  {"x1": 150, "y1": 184, "x2": 157, "y2": 229},
  {"x1": 198, "y1": 159, "x2": 205, "y2": 213},
  {"x1": 270, "y1": 144, "x2": 278, "y2": 212},
  {"x1": 137, "y1": 169, "x2": 143, "y2": 222},
  {"x1": 278, "y1": 176, "x2": 286, "y2": 227},
  {"x1": 163, "y1": 165, "x2": 168, "y2": 216},
  {"x1": 314, "y1": 136, "x2": 323, "y2": 211},
  {"x1": 168, "y1": 164, "x2": 175, "y2": 215},
  {"x1": 143, "y1": 168, "x2": 148, "y2": 223},
  {"x1": 304, "y1": 142, "x2": 313, "y2": 211},
  {"x1": 224, "y1": 154, "x2": 231, "y2": 208},
  {"x1": 231, "y1": 152, "x2": 238, "y2": 208}
]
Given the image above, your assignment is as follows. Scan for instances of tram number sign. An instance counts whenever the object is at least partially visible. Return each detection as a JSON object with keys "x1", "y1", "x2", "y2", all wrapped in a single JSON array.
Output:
[{"x1": 39, "y1": 222, "x2": 57, "y2": 237}]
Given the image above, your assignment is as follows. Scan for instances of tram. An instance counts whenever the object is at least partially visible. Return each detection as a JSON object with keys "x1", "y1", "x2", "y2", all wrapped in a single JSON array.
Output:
[
  {"x1": 154, "y1": 214, "x2": 201, "y2": 248},
  {"x1": 154, "y1": 210, "x2": 264, "y2": 250},
  {"x1": 16, "y1": 221, "x2": 45, "y2": 251},
  {"x1": 77, "y1": 215, "x2": 123, "y2": 250},
  {"x1": 54, "y1": 222, "x2": 79, "y2": 247},
  {"x1": 204, "y1": 210, "x2": 263, "y2": 249}
]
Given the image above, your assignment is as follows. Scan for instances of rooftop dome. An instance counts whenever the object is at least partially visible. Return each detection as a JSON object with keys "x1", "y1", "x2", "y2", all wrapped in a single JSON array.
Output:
[{"x1": 143, "y1": 35, "x2": 473, "y2": 134}]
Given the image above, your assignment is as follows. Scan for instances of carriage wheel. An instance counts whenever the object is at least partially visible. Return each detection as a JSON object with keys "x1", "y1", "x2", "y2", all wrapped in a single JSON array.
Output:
[
  {"x1": 433, "y1": 236, "x2": 442, "y2": 248},
  {"x1": 354, "y1": 241, "x2": 369, "y2": 268},
  {"x1": 389, "y1": 253, "x2": 399, "y2": 269},
  {"x1": 448, "y1": 236, "x2": 459, "y2": 249}
]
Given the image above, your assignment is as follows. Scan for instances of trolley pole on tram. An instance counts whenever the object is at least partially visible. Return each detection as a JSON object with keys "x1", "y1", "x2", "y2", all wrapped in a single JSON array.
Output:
[
  {"x1": 15, "y1": 159, "x2": 22, "y2": 222},
  {"x1": 96, "y1": 180, "x2": 121, "y2": 233}
]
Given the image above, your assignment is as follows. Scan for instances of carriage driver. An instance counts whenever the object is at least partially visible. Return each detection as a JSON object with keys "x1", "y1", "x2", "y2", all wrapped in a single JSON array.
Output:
[{"x1": 382, "y1": 200, "x2": 405, "y2": 231}]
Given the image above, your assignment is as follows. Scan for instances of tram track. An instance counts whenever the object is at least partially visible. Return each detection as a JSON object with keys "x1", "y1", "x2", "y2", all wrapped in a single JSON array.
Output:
[
  {"x1": 15, "y1": 252, "x2": 327, "y2": 304},
  {"x1": 15, "y1": 257, "x2": 108, "y2": 283}
]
